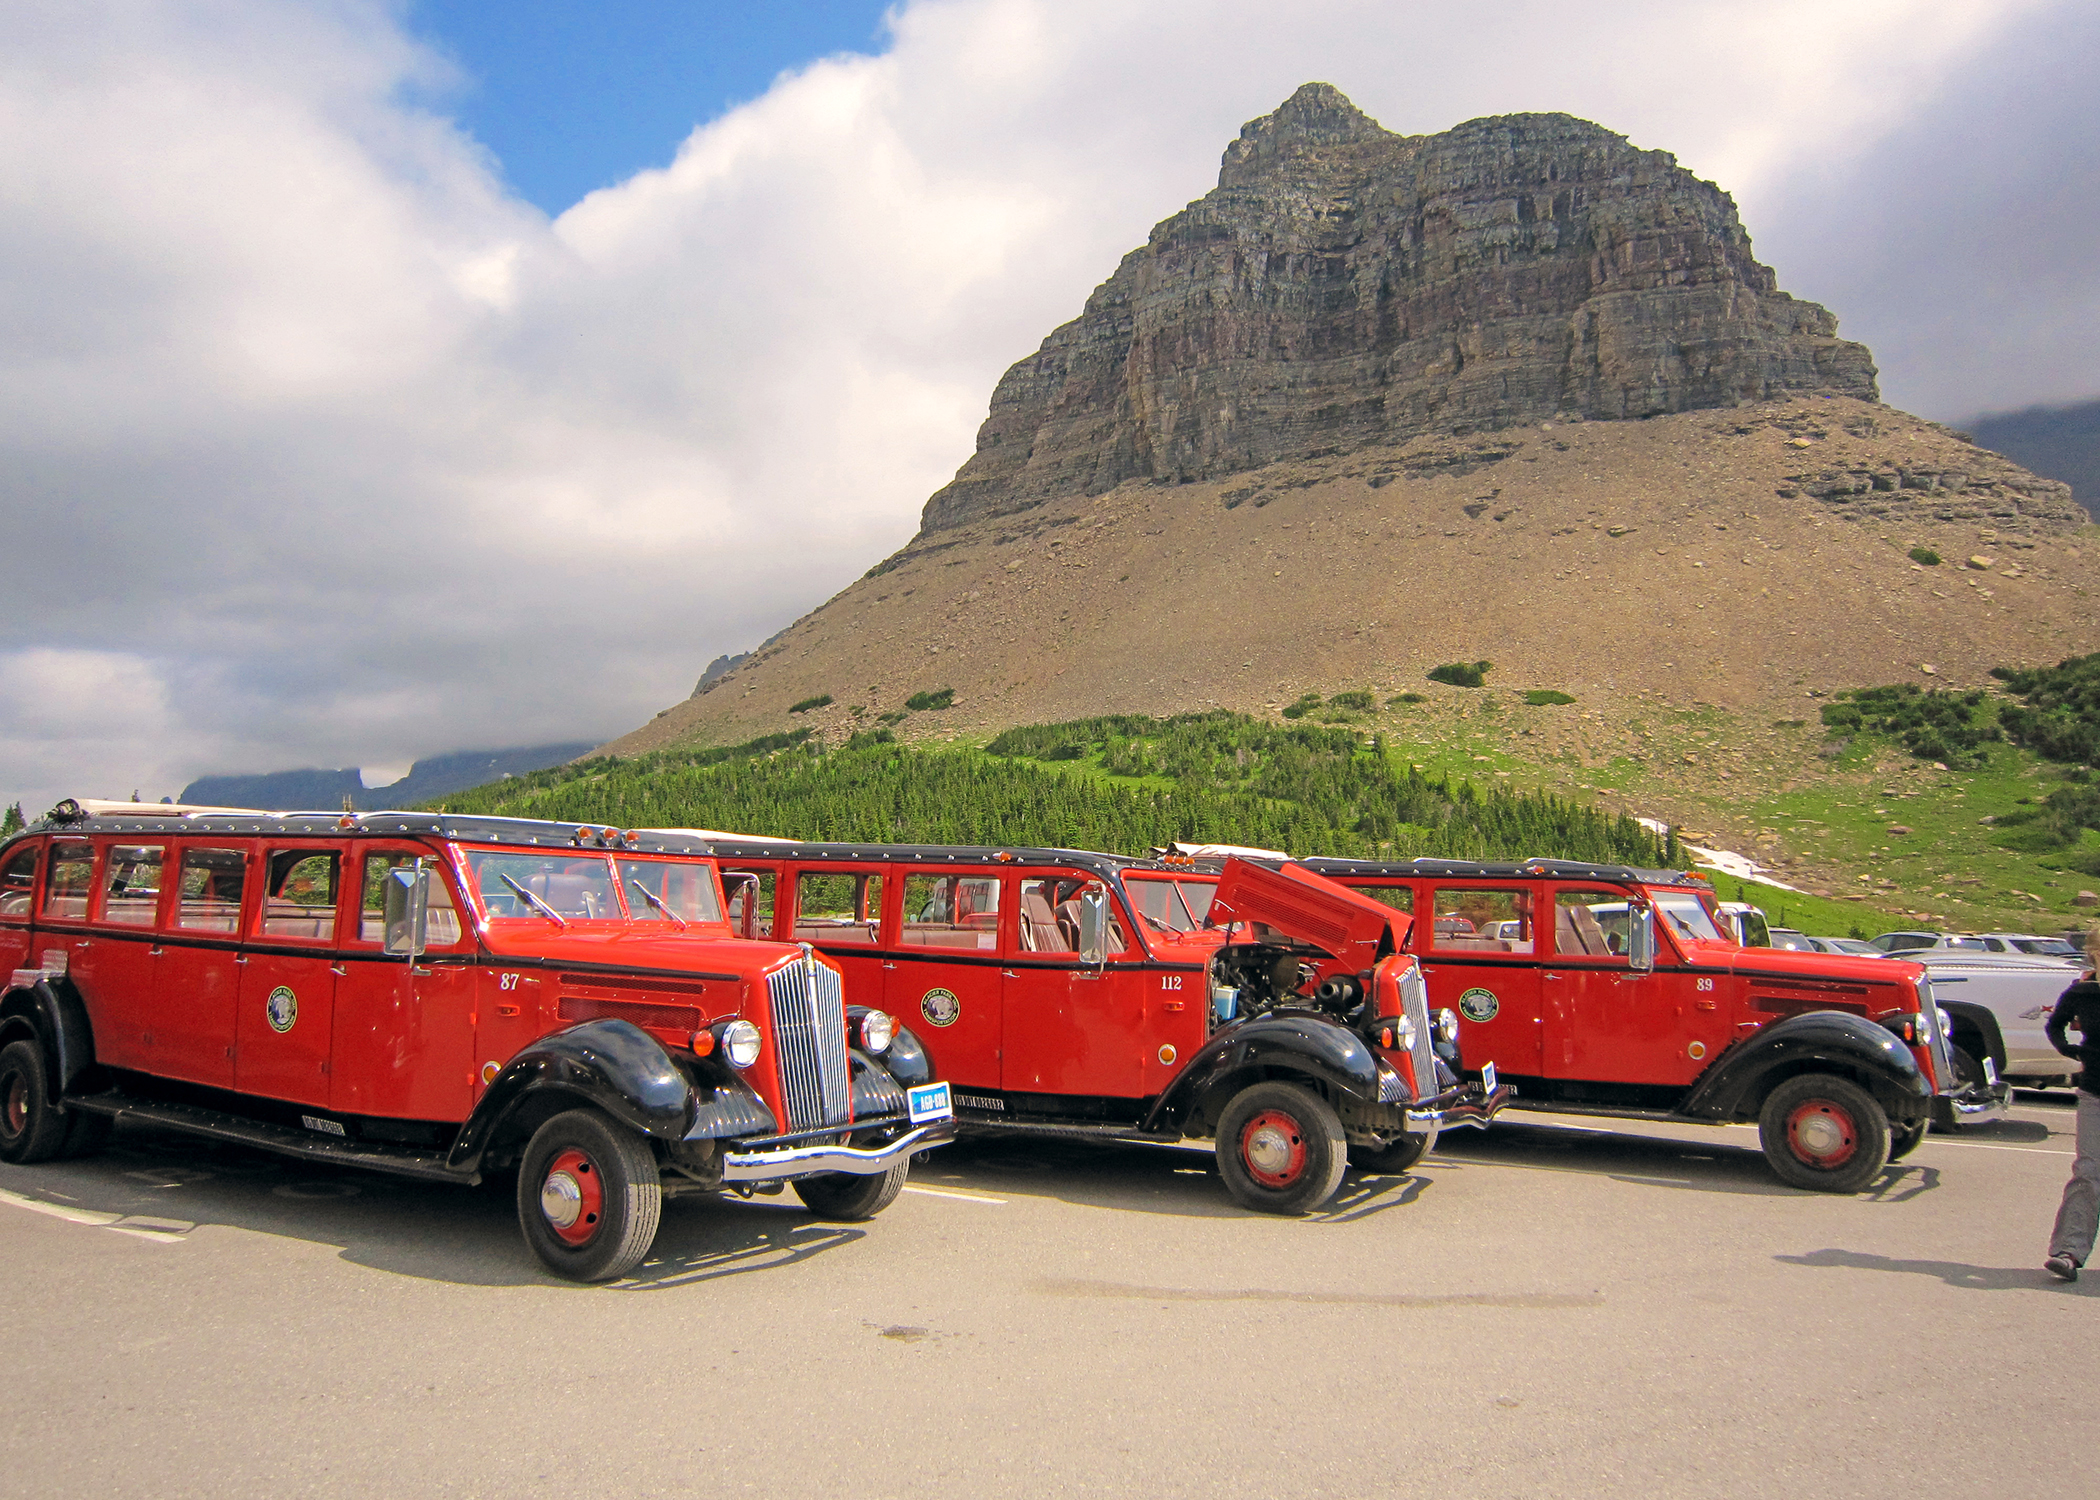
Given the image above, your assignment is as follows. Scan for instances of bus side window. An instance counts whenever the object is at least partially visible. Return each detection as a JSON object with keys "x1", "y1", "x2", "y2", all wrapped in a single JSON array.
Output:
[
  {"x1": 0, "y1": 845, "x2": 38, "y2": 916},
  {"x1": 42, "y1": 841, "x2": 93, "y2": 920}
]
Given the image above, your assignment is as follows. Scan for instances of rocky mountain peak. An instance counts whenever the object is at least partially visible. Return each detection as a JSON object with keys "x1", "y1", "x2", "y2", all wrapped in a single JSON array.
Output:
[
  {"x1": 918, "y1": 85, "x2": 1878, "y2": 536},
  {"x1": 1218, "y1": 81, "x2": 1391, "y2": 187}
]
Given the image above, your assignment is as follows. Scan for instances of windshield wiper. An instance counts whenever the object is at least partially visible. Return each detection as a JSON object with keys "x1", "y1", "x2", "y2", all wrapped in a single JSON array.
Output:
[
  {"x1": 500, "y1": 873, "x2": 568, "y2": 928},
  {"x1": 629, "y1": 879, "x2": 687, "y2": 930}
]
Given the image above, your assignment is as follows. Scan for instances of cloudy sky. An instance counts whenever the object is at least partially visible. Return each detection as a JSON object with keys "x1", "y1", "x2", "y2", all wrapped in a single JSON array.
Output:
[{"x1": 0, "y1": 0, "x2": 2092, "y2": 813}]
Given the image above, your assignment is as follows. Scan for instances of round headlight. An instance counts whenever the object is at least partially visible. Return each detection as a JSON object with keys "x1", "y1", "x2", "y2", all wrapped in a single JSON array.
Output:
[
  {"x1": 859, "y1": 1009, "x2": 895, "y2": 1054},
  {"x1": 1436, "y1": 1007, "x2": 1459, "y2": 1044},
  {"x1": 721, "y1": 1019, "x2": 761, "y2": 1069},
  {"x1": 1391, "y1": 1014, "x2": 1417, "y2": 1050}
]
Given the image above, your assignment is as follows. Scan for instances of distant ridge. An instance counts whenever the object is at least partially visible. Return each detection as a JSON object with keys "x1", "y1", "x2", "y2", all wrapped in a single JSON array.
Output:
[
  {"x1": 1966, "y1": 399, "x2": 2100, "y2": 520},
  {"x1": 180, "y1": 743, "x2": 596, "y2": 811}
]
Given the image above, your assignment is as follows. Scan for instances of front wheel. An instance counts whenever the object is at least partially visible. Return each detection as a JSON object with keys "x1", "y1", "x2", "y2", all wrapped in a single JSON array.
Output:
[
  {"x1": 0, "y1": 1039, "x2": 68, "y2": 1164},
  {"x1": 794, "y1": 1160, "x2": 908, "y2": 1220},
  {"x1": 1348, "y1": 1132, "x2": 1430, "y2": 1175},
  {"x1": 1888, "y1": 1118, "x2": 1927, "y2": 1160},
  {"x1": 1758, "y1": 1074, "x2": 1889, "y2": 1193},
  {"x1": 1215, "y1": 1081, "x2": 1347, "y2": 1214},
  {"x1": 516, "y1": 1110, "x2": 663, "y2": 1282}
]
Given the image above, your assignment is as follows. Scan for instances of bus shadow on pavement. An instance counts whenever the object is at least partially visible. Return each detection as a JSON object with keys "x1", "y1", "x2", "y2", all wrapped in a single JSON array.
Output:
[
  {"x1": 0, "y1": 1121, "x2": 867, "y2": 1289},
  {"x1": 1430, "y1": 1120, "x2": 1942, "y2": 1202},
  {"x1": 1775, "y1": 1247, "x2": 2095, "y2": 1294}
]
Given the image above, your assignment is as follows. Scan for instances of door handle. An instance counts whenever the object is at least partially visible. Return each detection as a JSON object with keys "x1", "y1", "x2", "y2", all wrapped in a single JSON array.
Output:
[
  {"x1": 330, "y1": 965, "x2": 348, "y2": 977},
  {"x1": 149, "y1": 947, "x2": 164, "y2": 957},
  {"x1": 881, "y1": 962, "x2": 897, "y2": 970},
  {"x1": 234, "y1": 954, "x2": 249, "y2": 965},
  {"x1": 1001, "y1": 970, "x2": 1018, "y2": 978},
  {"x1": 1695, "y1": 999, "x2": 1716, "y2": 1011},
  {"x1": 496, "y1": 1004, "x2": 520, "y2": 1017}
]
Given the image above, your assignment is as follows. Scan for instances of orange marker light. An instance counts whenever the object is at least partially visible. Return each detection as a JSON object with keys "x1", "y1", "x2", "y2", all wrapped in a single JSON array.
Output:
[{"x1": 691, "y1": 1031, "x2": 716, "y2": 1057}]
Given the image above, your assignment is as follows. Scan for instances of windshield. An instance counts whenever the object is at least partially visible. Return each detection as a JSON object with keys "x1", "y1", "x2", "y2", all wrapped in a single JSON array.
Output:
[
  {"x1": 1125, "y1": 876, "x2": 1217, "y2": 934},
  {"x1": 1654, "y1": 892, "x2": 1726, "y2": 944},
  {"x1": 2016, "y1": 937, "x2": 2078, "y2": 956},
  {"x1": 459, "y1": 849, "x2": 720, "y2": 924},
  {"x1": 618, "y1": 857, "x2": 723, "y2": 924}
]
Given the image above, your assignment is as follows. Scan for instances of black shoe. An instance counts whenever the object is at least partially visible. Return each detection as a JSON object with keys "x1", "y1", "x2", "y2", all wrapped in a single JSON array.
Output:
[{"x1": 2045, "y1": 1254, "x2": 2080, "y2": 1282}]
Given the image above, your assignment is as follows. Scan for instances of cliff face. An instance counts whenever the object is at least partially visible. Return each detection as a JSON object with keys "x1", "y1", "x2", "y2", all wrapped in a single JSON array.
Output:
[{"x1": 921, "y1": 84, "x2": 1877, "y2": 534}]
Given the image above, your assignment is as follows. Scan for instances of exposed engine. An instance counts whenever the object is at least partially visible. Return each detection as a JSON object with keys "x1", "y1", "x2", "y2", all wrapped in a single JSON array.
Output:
[{"x1": 1208, "y1": 941, "x2": 1372, "y2": 1028}]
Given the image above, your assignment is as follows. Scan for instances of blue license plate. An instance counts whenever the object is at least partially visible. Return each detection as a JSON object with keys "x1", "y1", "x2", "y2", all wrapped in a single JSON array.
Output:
[{"x1": 907, "y1": 1081, "x2": 953, "y2": 1123}]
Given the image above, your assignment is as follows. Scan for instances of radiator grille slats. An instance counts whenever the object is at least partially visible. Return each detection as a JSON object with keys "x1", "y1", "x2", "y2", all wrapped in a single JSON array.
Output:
[
  {"x1": 1400, "y1": 965, "x2": 1436, "y2": 1102},
  {"x1": 766, "y1": 956, "x2": 851, "y2": 1130}
]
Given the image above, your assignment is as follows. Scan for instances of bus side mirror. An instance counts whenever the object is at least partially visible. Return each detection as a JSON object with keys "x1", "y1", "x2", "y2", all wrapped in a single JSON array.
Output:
[
  {"x1": 1627, "y1": 906, "x2": 1656, "y2": 973},
  {"x1": 383, "y1": 864, "x2": 429, "y2": 958},
  {"x1": 1078, "y1": 889, "x2": 1108, "y2": 967}
]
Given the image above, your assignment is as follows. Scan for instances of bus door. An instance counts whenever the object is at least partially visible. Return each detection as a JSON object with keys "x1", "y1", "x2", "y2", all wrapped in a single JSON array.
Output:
[
  {"x1": 1413, "y1": 882, "x2": 1545, "y2": 1077},
  {"x1": 1004, "y1": 874, "x2": 1146, "y2": 1100},
  {"x1": 75, "y1": 840, "x2": 167, "y2": 1074},
  {"x1": 332, "y1": 847, "x2": 475, "y2": 1120},
  {"x1": 1547, "y1": 885, "x2": 1714, "y2": 1084},
  {"x1": 156, "y1": 841, "x2": 250, "y2": 1088},
  {"x1": 887, "y1": 869, "x2": 1005, "y2": 1096},
  {"x1": 235, "y1": 845, "x2": 344, "y2": 1107}
]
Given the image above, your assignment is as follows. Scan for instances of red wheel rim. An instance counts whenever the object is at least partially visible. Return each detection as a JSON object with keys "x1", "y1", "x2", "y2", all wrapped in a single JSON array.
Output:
[
  {"x1": 1238, "y1": 1109, "x2": 1307, "y2": 1188},
  {"x1": 1785, "y1": 1099, "x2": 1858, "y2": 1168},
  {"x1": 3, "y1": 1073, "x2": 25, "y2": 1136},
  {"x1": 539, "y1": 1147, "x2": 604, "y2": 1246}
]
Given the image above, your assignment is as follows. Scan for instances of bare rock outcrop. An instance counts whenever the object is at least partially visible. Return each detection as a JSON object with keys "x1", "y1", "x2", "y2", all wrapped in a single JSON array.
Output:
[{"x1": 921, "y1": 83, "x2": 1877, "y2": 534}]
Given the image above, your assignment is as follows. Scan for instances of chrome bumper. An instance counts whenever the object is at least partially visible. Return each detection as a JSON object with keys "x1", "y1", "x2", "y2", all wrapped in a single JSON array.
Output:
[
  {"x1": 1403, "y1": 1081, "x2": 1517, "y2": 1135},
  {"x1": 720, "y1": 1121, "x2": 956, "y2": 1182},
  {"x1": 1932, "y1": 1079, "x2": 2012, "y2": 1130}
]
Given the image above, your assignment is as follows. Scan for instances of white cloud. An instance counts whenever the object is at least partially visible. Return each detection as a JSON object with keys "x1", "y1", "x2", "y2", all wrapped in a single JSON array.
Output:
[{"x1": 0, "y1": 0, "x2": 2083, "y2": 816}]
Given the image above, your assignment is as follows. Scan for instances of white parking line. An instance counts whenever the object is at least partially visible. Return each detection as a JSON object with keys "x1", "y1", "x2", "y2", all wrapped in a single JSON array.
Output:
[
  {"x1": 0, "y1": 1186, "x2": 191, "y2": 1242},
  {"x1": 902, "y1": 1185, "x2": 1007, "y2": 1205},
  {"x1": 1920, "y1": 1140, "x2": 2073, "y2": 1156}
]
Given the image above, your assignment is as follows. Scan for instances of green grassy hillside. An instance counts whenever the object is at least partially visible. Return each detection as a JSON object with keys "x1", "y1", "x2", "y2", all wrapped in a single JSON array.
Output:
[{"x1": 439, "y1": 664, "x2": 2100, "y2": 942}]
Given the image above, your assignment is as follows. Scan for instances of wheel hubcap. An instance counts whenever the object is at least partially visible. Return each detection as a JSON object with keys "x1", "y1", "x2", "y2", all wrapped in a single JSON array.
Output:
[
  {"x1": 1240, "y1": 1109, "x2": 1307, "y2": 1187},
  {"x1": 1787, "y1": 1100, "x2": 1857, "y2": 1167},
  {"x1": 540, "y1": 1148, "x2": 603, "y2": 1245},
  {"x1": 3, "y1": 1075, "x2": 24, "y2": 1135}
]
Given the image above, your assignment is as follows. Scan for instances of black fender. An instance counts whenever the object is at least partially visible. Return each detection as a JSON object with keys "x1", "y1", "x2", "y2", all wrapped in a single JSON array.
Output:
[
  {"x1": 1677, "y1": 1010, "x2": 1931, "y2": 1124},
  {"x1": 0, "y1": 975, "x2": 99, "y2": 1096},
  {"x1": 878, "y1": 1022, "x2": 933, "y2": 1088},
  {"x1": 446, "y1": 1019, "x2": 698, "y2": 1174},
  {"x1": 1935, "y1": 1001, "x2": 2008, "y2": 1077},
  {"x1": 1140, "y1": 1010, "x2": 1380, "y2": 1135}
]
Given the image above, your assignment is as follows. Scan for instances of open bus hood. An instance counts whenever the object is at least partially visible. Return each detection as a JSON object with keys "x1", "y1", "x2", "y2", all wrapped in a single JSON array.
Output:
[{"x1": 1209, "y1": 857, "x2": 1408, "y2": 969}]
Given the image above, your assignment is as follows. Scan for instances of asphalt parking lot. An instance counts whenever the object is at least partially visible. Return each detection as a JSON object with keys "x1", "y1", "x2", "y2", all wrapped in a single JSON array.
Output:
[{"x1": 2, "y1": 1094, "x2": 2094, "y2": 1499}]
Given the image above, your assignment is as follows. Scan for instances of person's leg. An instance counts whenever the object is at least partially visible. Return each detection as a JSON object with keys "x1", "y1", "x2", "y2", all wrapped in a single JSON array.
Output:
[{"x1": 2047, "y1": 1092, "x2": 2100, "y2": 1269}]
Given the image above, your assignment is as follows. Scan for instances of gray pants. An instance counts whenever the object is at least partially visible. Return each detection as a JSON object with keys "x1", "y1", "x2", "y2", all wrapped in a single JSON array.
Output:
[{"x1": 2049, "y1": 1091, "x2": 2100, "y2": 1264}]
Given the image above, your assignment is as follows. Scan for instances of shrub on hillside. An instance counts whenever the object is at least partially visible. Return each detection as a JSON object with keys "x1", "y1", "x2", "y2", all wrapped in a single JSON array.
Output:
[
  {"x1": 1280, "y1": 693, "x2": 1322, "y2": 720},
  {"x1": 1523, "y1": 690, "x2": 1576, "y2": 706},
  {"x1": 1328, "y1": 690, "x2": 1375, "y2": 711},
  {"x1": 788, "y1": 694, "x2": 833, "y2": 714},
  {"x1": 1818, "y1": 684, "x2": 2000, "y2": 769},
  {"x1": 1908, "y1": 547, "x2": 1942, "y2": 566},
  {"x1": 905, "y1": 687, "x2": 955, "y2": 711},
  {"x1": 1387, "y1": 692, "x2": 1425, "y2": 706},
  {"x1": 1992, "y1": 653, "x2": 2100, "y2": 766},
  {"x1": 1428, "y1": 661, "x2": 1492, "y2": 688}
]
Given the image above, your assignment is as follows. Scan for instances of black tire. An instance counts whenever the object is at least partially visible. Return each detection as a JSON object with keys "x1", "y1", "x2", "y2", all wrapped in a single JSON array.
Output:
[
  {"x1": 0, "y1": 1039, "x2": 68, "y2": 1164},
  {"x1": 1215, "y1": 1081, "x2": 1348, "y2": 1214},
  {"x1": 1758, "y1": 1073, "x2": 1890, "y2": 1193},
  {"x1": 58, "y1": 1109, "x2": 112, "y2": 1160},
  {"x1": 793, "y1": 1160, "x2": 908, "y2": 1220},
  {"x1": 1348, "y1": 1132, "x2": 1430, "y2": 1175},
  {"x1": 516, "y1": 1109, "x2": 663, "y2": 1282},
  {"x1": 1888, "y1": 1118, "x2": 1927, "y2": 1161}
]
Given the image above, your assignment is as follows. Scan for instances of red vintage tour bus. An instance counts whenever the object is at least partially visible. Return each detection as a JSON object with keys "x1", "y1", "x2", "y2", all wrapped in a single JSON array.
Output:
[
  {"x1": 705, "y1": 837, "x2": 1511, "y2": 1213},
  {"x1": 0, "y1": 800, "x2": 953, "y2": 1280}
]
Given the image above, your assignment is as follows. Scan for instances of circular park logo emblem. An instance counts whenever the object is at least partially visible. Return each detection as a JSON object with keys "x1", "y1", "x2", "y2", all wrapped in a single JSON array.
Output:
[
  {"x1": 1457, "y1": 987, "x2": 1500, "y2": 1023},
  {"x1": 920, "y1": 987, "x2": 961, "y2": 1028},
  {"x1": 265, "y1": 986, "x2": 299, "y2": 1033}
]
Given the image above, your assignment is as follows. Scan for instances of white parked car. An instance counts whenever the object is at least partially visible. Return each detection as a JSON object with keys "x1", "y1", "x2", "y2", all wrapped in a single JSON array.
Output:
[
  {"x1": 1971, "y1": 932, "x2": 2083, "y2": 961},
  {"x1": 1911, "y1": 950, "x2": 2086, "y2": 1089}
]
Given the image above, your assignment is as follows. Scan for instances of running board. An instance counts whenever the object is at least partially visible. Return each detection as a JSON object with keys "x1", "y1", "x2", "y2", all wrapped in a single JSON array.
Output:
[
  {"x1": 62, "y1": 1091, "x2": 475, "y2": 1185},
  {"x1": 959, "y1": 1115, "x2": 1182, "y2": 1145},
  {"x1": 1501, "y1": 1098, "x2": 1702, "y2": 1124}
]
